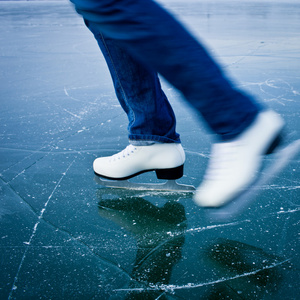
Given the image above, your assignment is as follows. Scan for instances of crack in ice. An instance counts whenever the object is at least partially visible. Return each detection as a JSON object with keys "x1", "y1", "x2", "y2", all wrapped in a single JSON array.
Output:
[
  {"x1": 115, "y1": 258, "x2": 291, "y2": 293},
  {"x1": 186, "y1": 219, "x2": 251, "y2": 234},
  {"x1": 8, "y1": 159, "x2": 75, "y2": 300}
]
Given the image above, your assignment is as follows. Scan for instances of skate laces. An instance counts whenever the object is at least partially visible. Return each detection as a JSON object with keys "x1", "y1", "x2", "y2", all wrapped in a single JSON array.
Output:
[
  {"x1": 110, "y1": 144, "x2": 137, "y2": 162},
  {"x1": 204, "y1": 141, "x2": 239, "y2": 181}
]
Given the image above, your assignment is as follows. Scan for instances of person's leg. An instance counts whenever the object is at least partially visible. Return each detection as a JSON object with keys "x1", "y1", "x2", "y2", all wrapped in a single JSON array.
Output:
[
  {"x1": 71, "y1": 0, "x2": 284, "y2": 206},
  {"x1": 71, "y1": 0, "x2": 261, "y2": 140},
  {"x1": 86, "y1": 20, "x2": 185, "y2": 180},
  {"x1": 86, "y1": 21, "x2": 180, "y2": 144}
]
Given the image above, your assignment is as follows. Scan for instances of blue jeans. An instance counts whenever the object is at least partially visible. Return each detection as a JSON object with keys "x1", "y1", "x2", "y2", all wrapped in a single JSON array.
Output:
[
  {"x1": 71, "y1": 0, "x2": 263, "y2": 142},
  {"x1": 86, "y1": 24, "x2": 180, "y2": 143}
]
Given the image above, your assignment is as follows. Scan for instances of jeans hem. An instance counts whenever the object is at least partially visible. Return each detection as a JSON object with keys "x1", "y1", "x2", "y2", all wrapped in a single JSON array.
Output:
[
  {"x1": 129, "y1": 134, "x2": 181, "y2": 144},
  {"x1": 218, "y1": 108, "x2": 262, "y2": 141}
]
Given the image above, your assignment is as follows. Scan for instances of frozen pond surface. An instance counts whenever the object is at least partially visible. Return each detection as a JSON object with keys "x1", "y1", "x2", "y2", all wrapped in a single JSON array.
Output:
[{"x1": 0, "y1": 0, "x2": 299, "y2": 299}]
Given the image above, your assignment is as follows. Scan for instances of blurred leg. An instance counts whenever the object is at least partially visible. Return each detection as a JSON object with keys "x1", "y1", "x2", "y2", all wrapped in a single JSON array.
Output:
[{"x1": 71, "y1": 0, "x2": 262, "y2": 140}]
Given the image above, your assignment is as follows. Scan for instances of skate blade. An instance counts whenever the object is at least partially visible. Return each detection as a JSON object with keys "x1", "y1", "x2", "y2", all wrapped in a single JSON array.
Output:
[
  {"x1": 94, "y1": 177, "x2": 195, "y2": 193},
  {"x1": 207, "y1": 139, "x2": 300, "y2": 221}
]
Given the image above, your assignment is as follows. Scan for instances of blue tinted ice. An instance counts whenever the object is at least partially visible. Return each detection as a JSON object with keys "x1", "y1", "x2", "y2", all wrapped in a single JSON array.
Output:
[{"x1": 0, "y1": 1, "x2": 299, "y2": 299}]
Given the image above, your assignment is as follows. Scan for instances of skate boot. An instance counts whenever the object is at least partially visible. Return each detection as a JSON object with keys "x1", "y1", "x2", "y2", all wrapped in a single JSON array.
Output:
[
  {"x1": 93, "y1": 143, "x2": 185, "y2": 180},
  {"x1": 194, "y1": 110, "x2": 285, "y2": 207}
]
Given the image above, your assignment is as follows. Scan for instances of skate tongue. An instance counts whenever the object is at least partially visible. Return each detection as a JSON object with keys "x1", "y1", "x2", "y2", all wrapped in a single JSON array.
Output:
[{"x1": 94, "y1": 177, "x2": 195, "y2": 192}]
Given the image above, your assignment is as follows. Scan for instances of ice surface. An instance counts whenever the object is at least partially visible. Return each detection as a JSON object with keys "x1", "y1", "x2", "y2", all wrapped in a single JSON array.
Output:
[{"x1": 0, "y1": 1, "x2": 299, "y2": 299}]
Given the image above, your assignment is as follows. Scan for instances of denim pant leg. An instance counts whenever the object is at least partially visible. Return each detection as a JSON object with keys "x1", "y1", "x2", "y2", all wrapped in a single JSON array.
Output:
[
  {"x1": 71, "y1": 0, "x2": 263, "y2": 141},
  {"x1": 86, "y1": 21, "x2": 180, "y2": 143}
]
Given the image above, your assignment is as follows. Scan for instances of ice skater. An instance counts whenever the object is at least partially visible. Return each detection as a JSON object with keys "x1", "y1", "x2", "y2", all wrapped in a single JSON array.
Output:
[{"x1": 70, "y1": 0, "x2": 284, "y2": 207}]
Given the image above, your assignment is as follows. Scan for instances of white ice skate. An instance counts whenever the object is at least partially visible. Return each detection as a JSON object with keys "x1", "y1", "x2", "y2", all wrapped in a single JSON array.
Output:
[
  {"x1": 193, "y1": 110, "x2": 286, "y2": 208},
  {"x1": 93, "y1": 143, "x2": 195, "y2": 192},
  {"x1": 207, "y1": 138, "x2": 300, "y2": 220}
]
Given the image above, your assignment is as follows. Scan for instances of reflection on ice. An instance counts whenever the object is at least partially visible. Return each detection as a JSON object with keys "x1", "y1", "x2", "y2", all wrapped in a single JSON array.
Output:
[
  {"x1": 96, "y1": 187, "x2": 296, "y2": 298},
  {"x1": 97, "y1": 188, "x2": 187, "y2": 298},
  {"x1": 203, "y1": 238, "x2": 288, "y2": 299}
]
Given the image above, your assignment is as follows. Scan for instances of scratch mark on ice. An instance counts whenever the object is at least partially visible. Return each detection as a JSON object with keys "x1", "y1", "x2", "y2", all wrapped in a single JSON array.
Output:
[
  {"x1": 8, "y1": 159, "x2": 75, "y2": 300},
  {"x1": 1, "y1": 145, "x2": 53, "y2": 178},
  {"x1": 186, "y1": 219, "x2": 250, "y2": 234},
  {"x1": 115, "y1": 258, "x2": 290, "y2": 293},
  {"x1": 61, "y1": 107, "x2": 82, "y2": 119}
]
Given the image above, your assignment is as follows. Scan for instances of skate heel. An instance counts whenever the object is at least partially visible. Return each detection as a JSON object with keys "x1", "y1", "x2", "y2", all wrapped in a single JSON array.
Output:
[
  {"x1": 265, "y1": 133, "x2": 283, "y2": 155},
  {"x1": 155, "y1": 165, "x2": 184, "y2": 180}
]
